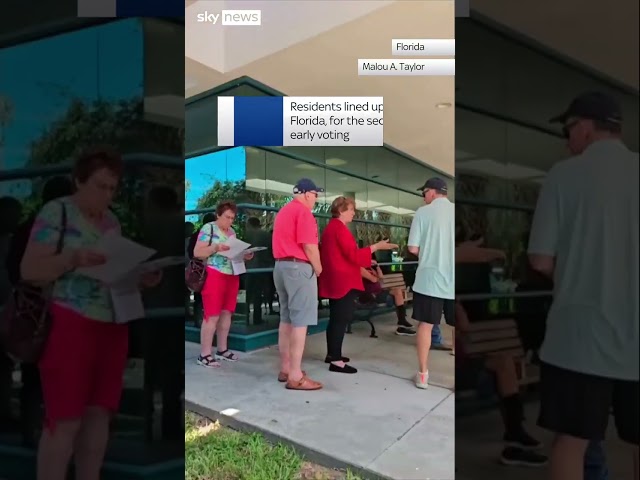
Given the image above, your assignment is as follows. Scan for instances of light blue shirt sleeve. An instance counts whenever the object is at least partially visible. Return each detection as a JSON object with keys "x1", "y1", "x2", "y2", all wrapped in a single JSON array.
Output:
[
  {"x1": 528, "y1": 168, "x2": 560, "y2": 256},
  {"x1": 408, "y1": 213, "x2": 422, "y2": 248}
]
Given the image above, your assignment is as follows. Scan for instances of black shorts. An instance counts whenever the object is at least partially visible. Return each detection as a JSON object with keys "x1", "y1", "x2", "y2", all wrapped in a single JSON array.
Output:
[
  {"x1": 411, "y1": 292, "x2": 455, "y2": 326},
  {"x1": 538, "y1": 362, "x2": 639, "y2": 445}
]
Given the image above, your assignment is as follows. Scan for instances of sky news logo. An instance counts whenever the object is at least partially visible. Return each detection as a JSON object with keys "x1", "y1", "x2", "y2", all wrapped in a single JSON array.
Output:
[{"x1": 196, "y1": 10, "x2": 261, "y2": 25}]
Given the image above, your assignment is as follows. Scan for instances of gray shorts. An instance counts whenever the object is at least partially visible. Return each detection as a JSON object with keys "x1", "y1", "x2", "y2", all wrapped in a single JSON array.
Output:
[{"x1": 273, "y1": 261, "x2": 318, "y2": 327}]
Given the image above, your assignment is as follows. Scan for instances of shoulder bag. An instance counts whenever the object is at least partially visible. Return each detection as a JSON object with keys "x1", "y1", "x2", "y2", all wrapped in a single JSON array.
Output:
[
  {"x1": 185, "y1": 224, "x2": 213, "y2": 293},
  {"x1": 0, "y1": 202, "x2": 67, "y2": 363}
]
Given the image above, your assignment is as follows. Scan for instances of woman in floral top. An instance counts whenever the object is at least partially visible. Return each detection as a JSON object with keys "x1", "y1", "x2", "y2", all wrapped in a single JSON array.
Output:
[
  {"x1": 193, "y1": 201, "x2": 253, "y2": 368},
  {"x1": 20, "y1": 147, "x2": 162, "y2": 480}
]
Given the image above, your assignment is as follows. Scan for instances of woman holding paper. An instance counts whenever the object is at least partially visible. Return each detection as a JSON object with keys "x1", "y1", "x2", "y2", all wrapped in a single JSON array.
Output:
[
  {"x1": 318, "y1": 197, "x2": 397, "y2": 374},
  {"x1": 20, "y1": 146, "x2": 162, "y2": 480},
  {"x1": 193, "y1": 201, "x2": 253, "y2": 368}
]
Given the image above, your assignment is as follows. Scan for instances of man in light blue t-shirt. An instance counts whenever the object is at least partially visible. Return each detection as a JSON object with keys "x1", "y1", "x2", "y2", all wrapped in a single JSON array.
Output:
[
  {"x1": 408, "y1": 177, "x2": 455, "y2": 389},
  {"x1": 529, "y1": 92, "x2": 638, "y2": 480}
]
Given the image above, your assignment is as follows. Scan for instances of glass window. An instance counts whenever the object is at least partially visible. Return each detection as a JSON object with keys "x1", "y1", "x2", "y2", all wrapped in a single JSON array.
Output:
[
  {"x1": 456, "y1": 107, "x2": 564, "y2": 208},
  {"x1": 0, "y1": 20, "x2": 144, "y2": 183},
  {"x1": 456, "y1": 19, "x2": 639, "y2": 152},
  {"x1": 185, "y1": 147, "x2": 247, "y2": 224}
]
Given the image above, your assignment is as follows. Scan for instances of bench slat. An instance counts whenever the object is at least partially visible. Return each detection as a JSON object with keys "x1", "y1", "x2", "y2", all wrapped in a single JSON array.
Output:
[
  {"x1": 468, "y1": 328, "x2": 518, "y2": 342},
  {"x1": 382, "y1": 277, "x2": 406, "y2": 288},
  {"x1": 466, "y1": 338, "x2": 523, "y2": 354},
  {"x1": 467, "y1": 319, "x2": 517, "y2": 332}
]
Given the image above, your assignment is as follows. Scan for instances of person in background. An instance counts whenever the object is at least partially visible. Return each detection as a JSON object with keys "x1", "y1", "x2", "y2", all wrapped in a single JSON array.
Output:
[
  {"x1": 184, "y1": 222, "x2": 194, "y2": 260},
  {"x1": 408, "y1": 177, "x2": 455, "y2": 390},
  {"x1": 4, "y1": 176, "x2": 73, "y2": 446},
  {"x1": 244, "y1": 216, "x2": 274, "y2": 324},
  {"x1": 265, "y1": 241, "x2": 278, "y2": 316},
  {"x1": 514, "y1": 230, "x2": 553, "y2": 361},
  {"x1": 0, "y1": 196, "x2": 22, "y2": 303},
  {"x1": 456, "y1": 303, "x2": 548, "y2": 467},
  {"x1": 193, "y1": 202, "x2": 253, "y2": 368},
  {"x1": 187, "y1": 212, "x2": 216, "y2": 326},
  {"x1": 142, "y1": 185, "x2": 185, "y2": 440},
  {"x1": 373, "y1": 234, "x2": 393, "y2": 271},
  {"x1": 360, "y1": 257, "x2": 415, "y2": 335},
  {"x1": 187, "y1": 213, "x2": 216, "y2": 260},
  {"x1": 529, "y1": 92, "x2": 638, "y2": 480},
  {"x1": 144, "y1": 185, "x2": 185, "y2": 309},
  {"x1": 272, "y1": 179, "x2": 324, "y2": 390},
  {"x1": 0, "y1": 195, "x2": 23, "y2": 433},
  {"x1": 319, "y1": 196, "x2": 397, "y2": 374},
  {"x1": 20, "y1": 147, "x2": 162, "y2": 480}
]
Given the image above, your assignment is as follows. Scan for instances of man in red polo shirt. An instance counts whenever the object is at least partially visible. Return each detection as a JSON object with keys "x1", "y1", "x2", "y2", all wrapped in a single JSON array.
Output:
[{"x1": 272, "y1": 179, "x2": 324, "y2": 391}]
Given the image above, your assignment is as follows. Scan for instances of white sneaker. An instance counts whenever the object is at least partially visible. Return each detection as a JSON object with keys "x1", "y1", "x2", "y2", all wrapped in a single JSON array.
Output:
[{"x1": 415, "y1": 371, "x2": 429, "y2": 389}]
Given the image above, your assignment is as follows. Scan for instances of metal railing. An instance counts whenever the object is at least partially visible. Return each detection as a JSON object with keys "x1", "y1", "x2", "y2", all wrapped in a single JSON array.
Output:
[
  {"x1": 0, "y1": 153, "x2": 182, "y2": 182},
  {"x1": 457, "y1": 290, "x2": 552, "y2": 301},
  {"x1": 186, "y1": 203, "x2": 415, "y2": 230}
]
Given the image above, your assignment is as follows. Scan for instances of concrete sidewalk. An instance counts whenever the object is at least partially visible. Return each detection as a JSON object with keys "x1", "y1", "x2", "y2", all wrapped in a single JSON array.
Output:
[{"x1": 185, "y1": 314, "x2": 455, "y2": 480}]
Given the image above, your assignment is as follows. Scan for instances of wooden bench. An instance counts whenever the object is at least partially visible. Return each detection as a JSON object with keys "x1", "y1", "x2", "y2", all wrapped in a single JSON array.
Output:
[
  {"x1": 346, "y1": 273, "x2": 412, "y2": 338},
  {"x1": 463, "y1": 318, "x2": 540, "y2": 387},
  {"x1": 381, "y1": 273, "x2": 413, "y2": 303}
]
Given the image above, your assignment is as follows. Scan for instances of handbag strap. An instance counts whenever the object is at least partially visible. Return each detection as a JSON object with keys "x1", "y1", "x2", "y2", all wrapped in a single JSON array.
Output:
[
  {"x1": 208, "y1": 224, "x2": 213, "y2": 246},
  {"x1": 55, "y1": 202, "x2": 68, "y2": 254}
]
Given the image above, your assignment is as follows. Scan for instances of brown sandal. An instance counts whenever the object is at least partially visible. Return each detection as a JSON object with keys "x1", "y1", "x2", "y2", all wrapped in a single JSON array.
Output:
[
  {"x1": 277, "y1": 370, "x2": 306, "y2": 382},
  {"x1": 285, "y1": 375, "x2": 323, "y2": 390}
]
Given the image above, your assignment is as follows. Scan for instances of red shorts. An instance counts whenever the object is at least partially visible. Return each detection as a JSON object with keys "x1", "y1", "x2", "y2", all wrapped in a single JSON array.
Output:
[
  {"x1": 201, "y1": 267, "x2": 240, "y2": 319},
  {"x1": 39, "y1": 303, "x2": 129, "y2": 431}
]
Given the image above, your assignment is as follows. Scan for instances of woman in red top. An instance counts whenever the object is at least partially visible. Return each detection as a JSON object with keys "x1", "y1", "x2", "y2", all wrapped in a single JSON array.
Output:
[{"x1": 318, "y1": 197, "x2": 397, "y2": 373}]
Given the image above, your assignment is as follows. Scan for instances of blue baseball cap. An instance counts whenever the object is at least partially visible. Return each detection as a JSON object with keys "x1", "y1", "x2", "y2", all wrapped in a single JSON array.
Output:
[
  {"x1": 417, "y1": 177, "x2": 448, "y2": 194},
  {"x1": 293, "y1": 178, "x2": 324, "y2": 194}
]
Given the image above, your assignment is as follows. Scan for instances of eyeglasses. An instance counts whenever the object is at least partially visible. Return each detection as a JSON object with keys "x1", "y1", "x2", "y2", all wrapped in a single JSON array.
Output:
[
  {"x1": 306, "y1": 191, "x2": 319, "y2": 198},
  {"x1": 562, "y1": 120, "x2": 580, "y2": 139}
]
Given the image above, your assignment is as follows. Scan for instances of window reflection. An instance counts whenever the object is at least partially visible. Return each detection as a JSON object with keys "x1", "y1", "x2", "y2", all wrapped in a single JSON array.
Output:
[
  {"x1": 456, "y1": 18, "x2": 639, "y2": 152},
  {"x1": 0, "y1": 19, "x2": 143, "y2": 184},
  {"x1": 456, "y1": 107, "x2": 564, "y2": 208}
]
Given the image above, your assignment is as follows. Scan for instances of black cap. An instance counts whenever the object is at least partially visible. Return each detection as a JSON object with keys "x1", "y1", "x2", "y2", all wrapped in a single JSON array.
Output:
[
  {"x1": 550, "y1": 92, "x2": 622, "y2": 124},
  {"x1": 293, "y1": 178, "x2": 324, "y2": 194},
  {"x1": 417, "y1": 177, "x2": 448, "y2": 194}
]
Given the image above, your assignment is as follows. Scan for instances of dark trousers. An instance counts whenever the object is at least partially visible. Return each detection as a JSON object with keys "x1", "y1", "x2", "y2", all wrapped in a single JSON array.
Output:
[
  {"x1": 144, "y1": 321, "x2": 183, "y2": 440},
  {"x1": 326, "y1": 290, "x2": 358, "y2": 359},
  {"x1": 192, "y1": 292, "x2": 203, "y2": 327},
  {"x1": 246, "y1": 272, "x2": 271, "y2": 323},
  {"x1": 20, "y1": 363, "x2": 41, "y2": 445},
  {"x1": 584, "y1": 441, "x2": 608, "y2": 480},
  {"x1": 0, "y1": 352, "x2": 13, "y2": 424}
]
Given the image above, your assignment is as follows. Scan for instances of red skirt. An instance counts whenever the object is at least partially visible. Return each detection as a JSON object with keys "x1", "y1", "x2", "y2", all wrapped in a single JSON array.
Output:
[
  {"x1": 201, "y1": 267, "x2": 240, "y2": 319},
  {"x1": 39, "y1": 303, "x2": 128, "y2": 431}
]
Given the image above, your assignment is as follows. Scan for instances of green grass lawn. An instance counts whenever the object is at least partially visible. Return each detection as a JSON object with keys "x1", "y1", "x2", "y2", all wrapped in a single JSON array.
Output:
[{"x1": 185, "y1": 412, "x2": 363, "y2": 480}]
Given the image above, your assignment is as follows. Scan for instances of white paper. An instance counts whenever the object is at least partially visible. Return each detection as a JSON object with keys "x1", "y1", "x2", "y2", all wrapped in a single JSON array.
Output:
[
  {"x1": 76, "y1": 231, "x2": 156, "y2": 284},
  {"x1": 244, "y1": 246, "x2": 268, "y2": 254},
  {"x1": 217, "y1": 237, "x2": 251, "y2": 259},
  {"x1": 110, "y1": 277, "x2": 145, "y2": 323},
  {"x1": 135, "y1": 256, "x2": 185, "y2": 274},
  {"x1": 231, "y1": 260, "x2": 246, "y2": 275}
]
